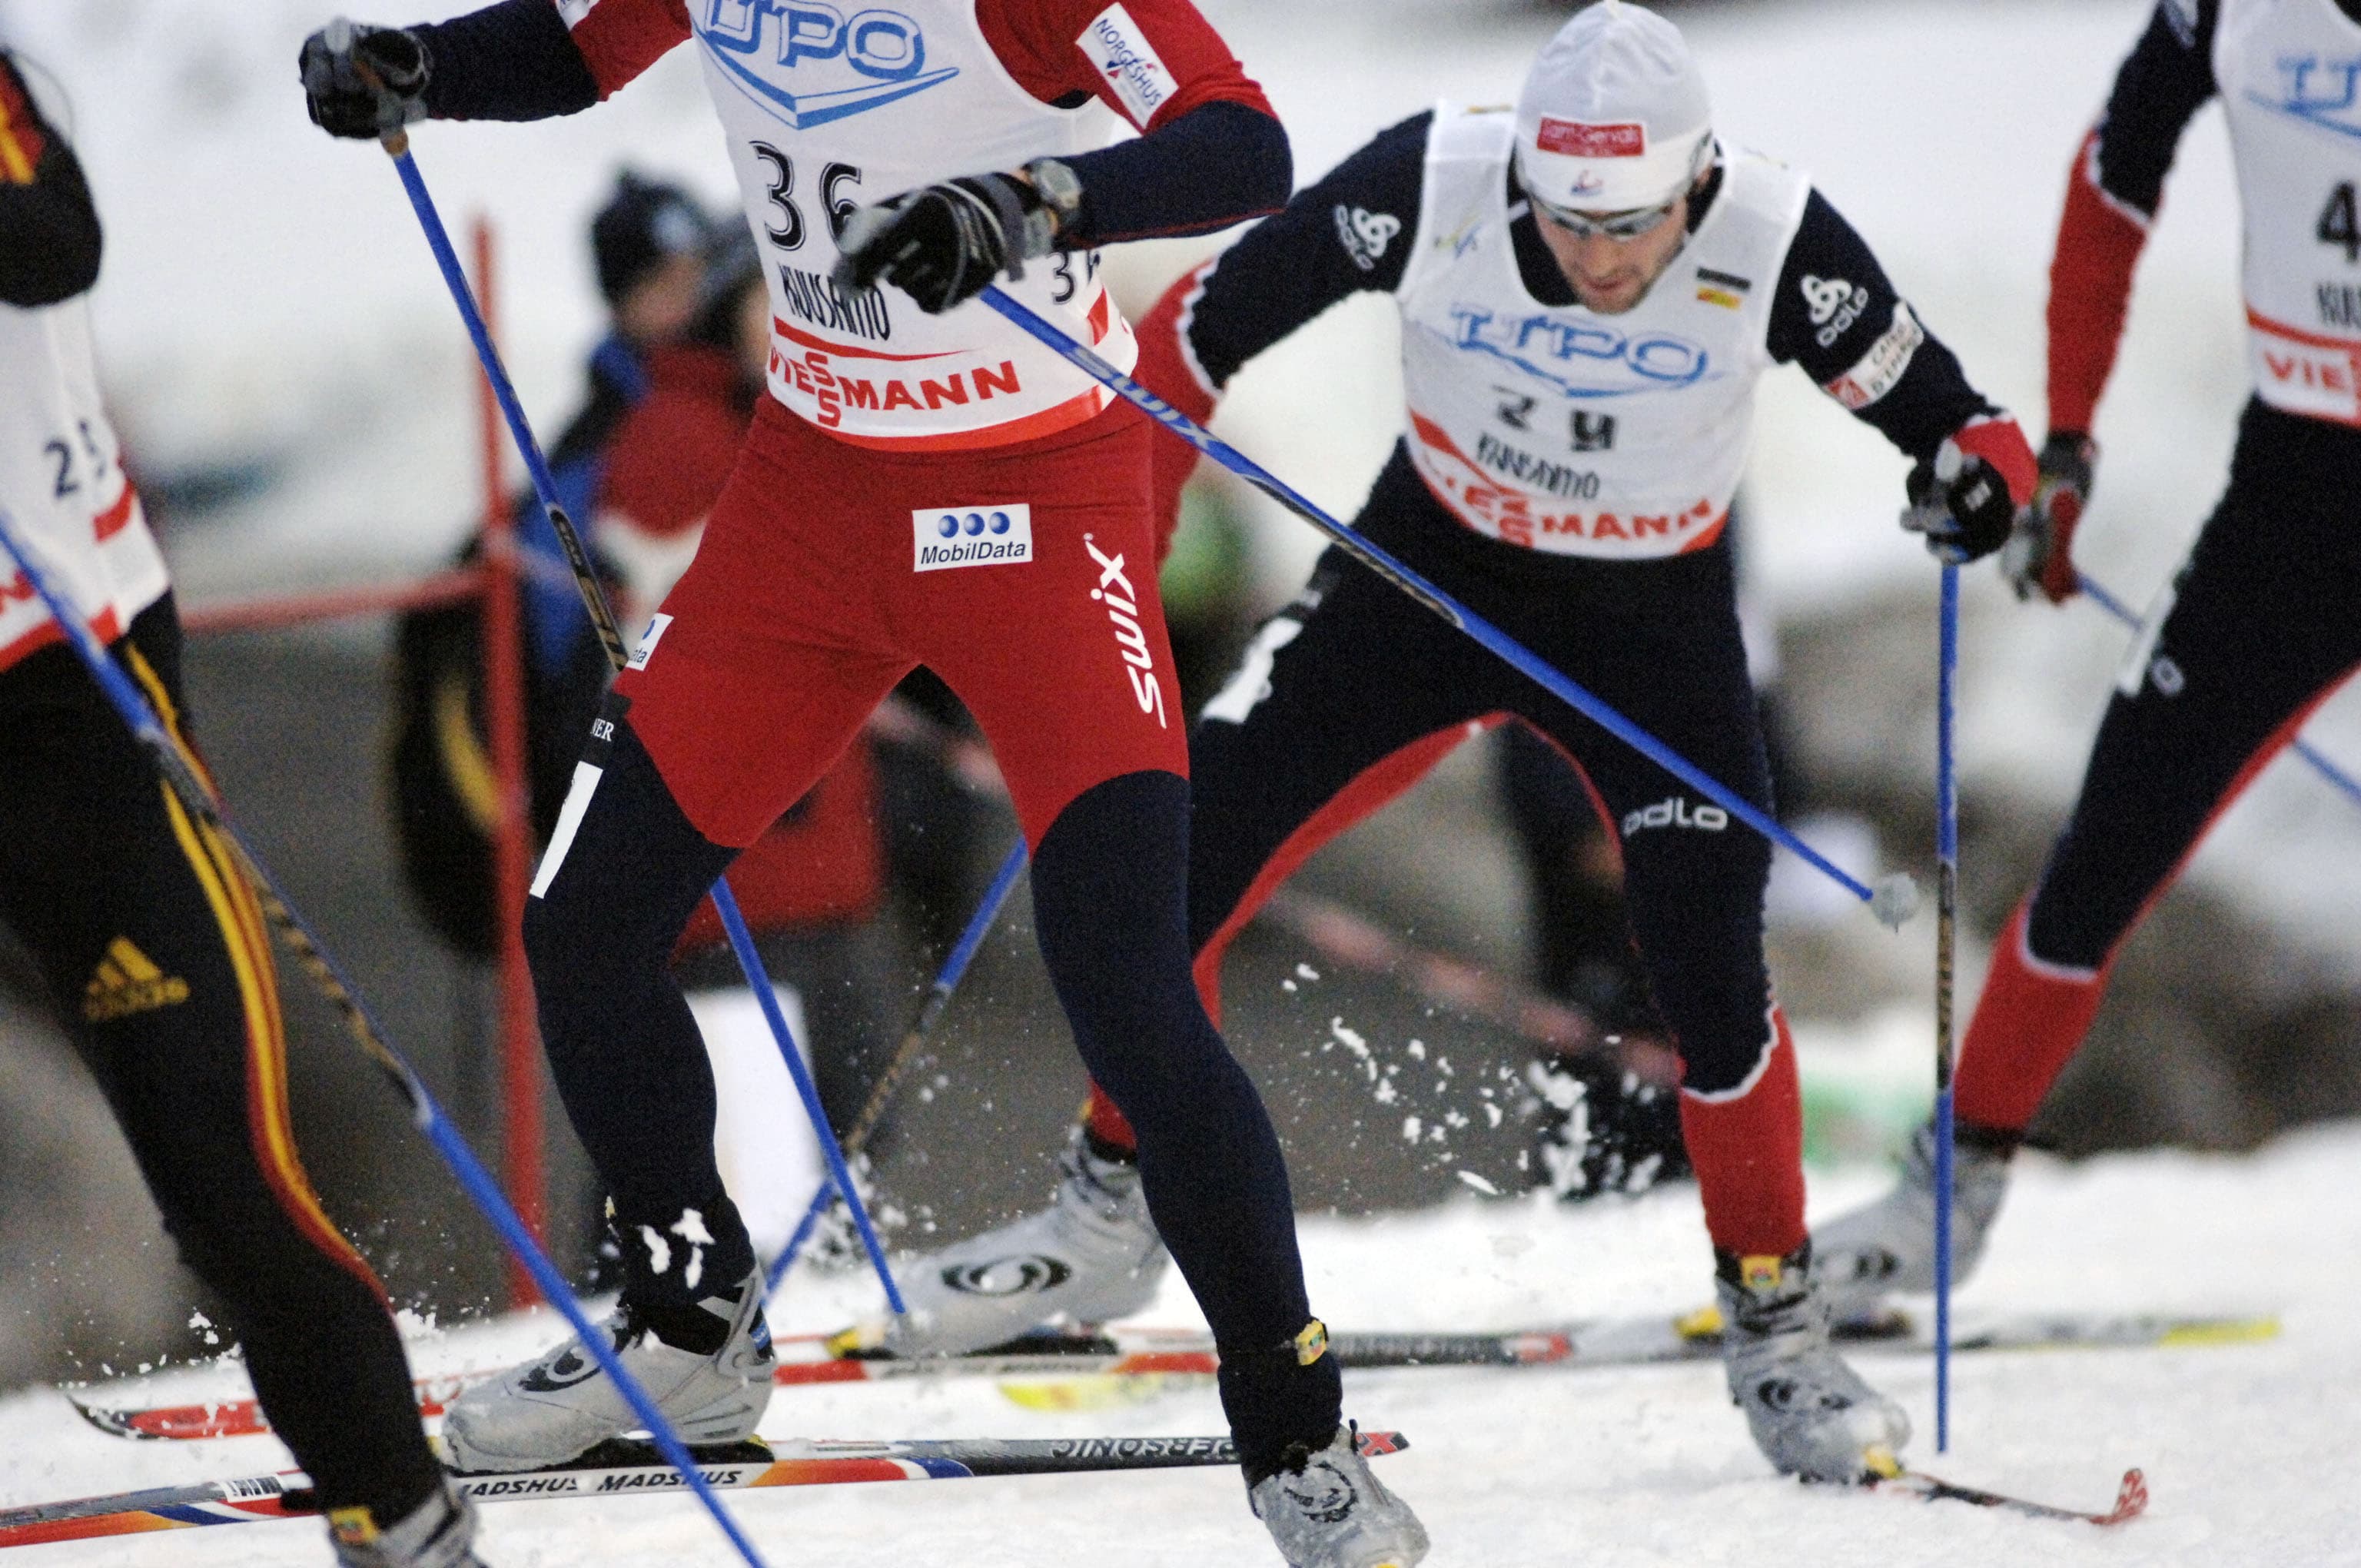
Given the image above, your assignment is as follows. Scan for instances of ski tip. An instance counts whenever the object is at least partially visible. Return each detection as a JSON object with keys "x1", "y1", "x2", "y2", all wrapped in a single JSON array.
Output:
[
  {"x1": 998, "y1": 1375, "x2": 1174, "y2": 1414},
  {"x1": 2157, "y1": 1316, "x2": 2280, "y2": 1347},
  {"x1": 1353, "y1": 1430, "x2": 1410, "y2": 1458},
  {"x1": 2103, "y1": 1468, "x2": 2150, "y2": 1525},
  {"x1": 61, "y1": 1394, "x2": 141, "y2": 1440}
]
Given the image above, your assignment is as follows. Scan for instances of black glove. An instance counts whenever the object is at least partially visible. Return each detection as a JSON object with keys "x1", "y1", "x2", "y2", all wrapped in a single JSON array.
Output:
[
  {"x1": 831, "y1": 174, "x2": 1054, "y2": 314},
  {"x1": 2001, "y1": 431, "x2": 2096, "y2": 604},
  {"x1": 299, "y1": 18, "x2": 430, "y2": 140},
  {"x1": 1900, "y1": 434, "x2": 2020, "y2": 566}
]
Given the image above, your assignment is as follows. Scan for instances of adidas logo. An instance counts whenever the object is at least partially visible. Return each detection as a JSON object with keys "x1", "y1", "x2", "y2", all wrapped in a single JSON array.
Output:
[{"x1": 82, "y1": 937, "x2": 191, "y2": 1022}]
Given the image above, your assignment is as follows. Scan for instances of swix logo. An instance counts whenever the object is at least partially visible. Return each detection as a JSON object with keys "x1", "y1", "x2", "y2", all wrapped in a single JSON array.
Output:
[
  {"x1": 699, "y1": 2, "x2": 957, "y2": 128},
  {"x1": 1084, "y1": 534, "x2": 1168, "y2": 729},
  {"x1": 1449, "y1": 306, "x2": 1709, "y2": 398},
  {"x1": 2253, "y1": 56, "x2": 2361, "y2": 142},
  {"x1": 1620, "y1": 796, "x2": 1729, "y2": 838}
]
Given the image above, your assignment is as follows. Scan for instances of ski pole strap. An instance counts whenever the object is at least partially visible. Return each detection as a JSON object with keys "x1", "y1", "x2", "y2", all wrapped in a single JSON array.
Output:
[{"x1": 977, "y1": 286, "x2": 1908, "y2": 925}]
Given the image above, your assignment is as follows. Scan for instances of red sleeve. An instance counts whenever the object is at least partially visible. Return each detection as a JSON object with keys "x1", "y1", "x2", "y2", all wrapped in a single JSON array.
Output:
[
  {"x1": 599, "y1": 390, "x2": 745, "y2": 537},
  {"x1": 1131, "y1": 261, "x2": 1220, "y2": 564},
  {"x1": 0, "y1": 55, "x2": 52, "y2": 181},
  {"x1": 977, "y1": 0, "x2": 1273, "y2": 133},
  {"x1": 2045, "y1": 129, "x2": 2152, "y2": 436},
  {"x1": 564, "y1": 0, "x2": 692, "y2": 98}
]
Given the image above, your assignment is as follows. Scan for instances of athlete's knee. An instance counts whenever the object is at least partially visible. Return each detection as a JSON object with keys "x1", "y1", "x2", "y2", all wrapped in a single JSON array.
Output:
[
  {"x1": 1031, "y1": 770, "x2": 1217, "y2": 1084},
  {"x1": 524, "y1": 717, "x2": 730, "y2": 1001}
]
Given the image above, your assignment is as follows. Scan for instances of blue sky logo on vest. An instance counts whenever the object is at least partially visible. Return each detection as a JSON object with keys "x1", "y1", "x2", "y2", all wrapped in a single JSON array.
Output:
[
  {"x1": 1446, "y1": 306, "x2": 1711, "y2": 398},
  {"x1": 2250, "y1": 56, "x2": 2361, "y2": 144},
  {"x1": 699, "y1": 2, "x2": 958, "y2": 128}
]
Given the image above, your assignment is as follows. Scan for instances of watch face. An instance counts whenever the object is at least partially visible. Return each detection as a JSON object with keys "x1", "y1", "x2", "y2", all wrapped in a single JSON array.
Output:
[{"x1": 1031, "y1": 158, "x2": 1084, "y2": 218}]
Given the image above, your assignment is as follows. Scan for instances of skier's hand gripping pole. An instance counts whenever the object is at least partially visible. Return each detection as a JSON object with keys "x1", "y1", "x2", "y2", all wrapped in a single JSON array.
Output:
[
  {"x1": 766, "y1": 839, "x2": 1030, "y2": 1301},
  {"x1": 977, "y1": 286, "x2": 1914, "y2": 928},
  {"x1": 371, "y1": 131, "x2": 905, "y2": 1314},
  {"x1": 0, "y1": 509, "x2": 777, "y2": 1568}
]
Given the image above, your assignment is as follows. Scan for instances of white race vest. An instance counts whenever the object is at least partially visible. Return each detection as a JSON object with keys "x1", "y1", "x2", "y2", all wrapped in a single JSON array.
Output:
[
  {"x1": 691, "y1": 0, "x2": 1137, "y2": 448},
  {"x1": 0, "y1": 65, "x2": 163, "y2": 669},
  {"x1": 1395, "y1": 105, "x2": 1808, "y2": 558},
  {"x1": 2216, "y1": 0, "x2": 2361, "y2": 425}
]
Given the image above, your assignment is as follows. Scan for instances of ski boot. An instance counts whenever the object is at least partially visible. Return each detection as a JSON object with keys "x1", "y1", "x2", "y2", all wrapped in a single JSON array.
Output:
[
  {"x1": 1812, "y1": 1122, "x2": 2014, "y2": 1314},
  {"x1": 1716, "y1": 1245, "x2": 1910, "y2": 1482},
  {"x1": 884, "y1": 1127, "x2": 1168, "y2": 1356},
  {"x1": 441, "y1": 1267, "x2": 775, "y2": 1473},
  {"x1": 329, "y1": 1484, "x2": 486, "y2": 1568},
  {"x1": 1248, "y1": 1423, "x2": 1429, "y2": 1568}
]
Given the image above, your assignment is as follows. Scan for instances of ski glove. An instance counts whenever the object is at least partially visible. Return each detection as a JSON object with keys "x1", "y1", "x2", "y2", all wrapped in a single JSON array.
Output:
[
  {"x1": 832, "y1": 173, "x2": 1056, "y2": 314},
  {"x1": 2001, "y1": 430, "x2": 2096, "y2": 604},
  {"x1": 299, "y1": 18, "x2": 430, "y2": 141},
  {"x1": 1900, "y1": 414, "x2": 2037, "y2": 566}
]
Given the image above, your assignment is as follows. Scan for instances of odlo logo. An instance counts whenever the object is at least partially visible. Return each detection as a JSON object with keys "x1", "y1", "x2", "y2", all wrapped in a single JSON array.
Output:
[
  {"x1": 1621, "y1": 796, "x2": 1729, "y2": 837},
  {"x1": 1084, "y1": 534, "x2": 1168, "y2": 729}
]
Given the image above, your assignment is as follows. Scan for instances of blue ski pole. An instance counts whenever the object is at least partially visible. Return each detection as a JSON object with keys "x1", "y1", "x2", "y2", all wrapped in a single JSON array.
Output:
[
  {"x1": 2077, "y1": 572, "x2": 2361, "y2": 811},
  {"x1": 377, "y1": 131, "x2": 902, "y2": 1314},
  {"x1": 0, "y1": 508, "x2": 775, "y2": 1568},
  {"x1": 977, "y1": 286, "x2": 1918, "y2": 929},
  {"x1": 1933, "y1": 561, "x2": 1960, "y2": 1452},
  {"x1": 766, "y1": 839, "x2": 1029, "y2": 1299}
]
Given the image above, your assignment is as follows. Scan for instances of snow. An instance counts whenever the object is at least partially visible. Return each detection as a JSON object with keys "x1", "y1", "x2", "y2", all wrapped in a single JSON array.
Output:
[{"x1": 8, "y1": 1115, "x2": 2361, "y2": 1564}]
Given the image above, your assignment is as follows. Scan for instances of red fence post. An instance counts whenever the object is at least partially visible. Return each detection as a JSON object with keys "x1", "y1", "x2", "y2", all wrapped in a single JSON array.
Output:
[{"x1": 472, "y1": 216, "x2": 546, "y2": 1307}]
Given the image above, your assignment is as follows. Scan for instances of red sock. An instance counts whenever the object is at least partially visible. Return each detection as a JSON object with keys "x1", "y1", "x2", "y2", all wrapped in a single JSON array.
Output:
[
  {"x1": 1679, "y1": 1009, "x2": 1808, "y2": 1259},
  {"x1": 1083, "y1": 1082, "x2": 1139, "y2": 1157},
  {"x1": 1953, "y1": 898, "x2": 2109, "y2": 1133}
]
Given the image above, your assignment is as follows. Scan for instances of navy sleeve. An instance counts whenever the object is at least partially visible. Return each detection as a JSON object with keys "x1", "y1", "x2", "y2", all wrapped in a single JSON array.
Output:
[
  {"x1": 0, "y1": 57, "x2": 102, "y2": 307},
  {"x1": 1059, "y1": 100, "x2": 1292, "y2": 247},
  {"x1": 2091, "y1": 0, "x2": 2220, "y2": 220},
  {"x1": 416, "y1": 0, "x2": 600, "y2": 123},
  {"x1": 1769, "y1": 189, "x2": 1997, "y2": 460},
  {"x1": 1179, "y1": 109, "x2": 1430, "y2": 390}
]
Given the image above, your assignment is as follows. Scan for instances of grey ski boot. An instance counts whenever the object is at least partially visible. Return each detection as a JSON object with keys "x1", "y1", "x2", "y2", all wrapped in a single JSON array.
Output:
[
  {"x1": 1717, "y1": 1245, "x2": 1910, "y2": 1482},
  {"x1": 441, "y1": 1267, "x2": 775, "y2": 1473},
  {"x1": 884, "y1": 1128, "x2": 1168, "y2": 1356},
  {"x1": 1812, "y1": 1123, "x2": 2014, "y2": 1315},
  {"x1": 1248, "y1": 1423, "x2": 1429, "y2": 1568},
  {"x1": 329, "y1": 1484, "x2": 486, "y2": 1568}
]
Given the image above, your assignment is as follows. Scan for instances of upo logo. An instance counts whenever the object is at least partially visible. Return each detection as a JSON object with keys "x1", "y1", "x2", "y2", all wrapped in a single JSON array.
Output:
[
  {"x1": 1450, "y1": 304, "x2": 1710, "y2": 396},
  {"x1": 912, "y1": 504, "x2": 1032, "y2": 573},
  {"x1": 700, "y1": 2, "x2": 955, "y2": 127}
]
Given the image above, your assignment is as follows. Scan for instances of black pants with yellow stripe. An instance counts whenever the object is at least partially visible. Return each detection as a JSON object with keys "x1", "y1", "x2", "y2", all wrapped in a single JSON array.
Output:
[{"x1": 0, "y1": 596, "x2": 442, "y2": 1523}]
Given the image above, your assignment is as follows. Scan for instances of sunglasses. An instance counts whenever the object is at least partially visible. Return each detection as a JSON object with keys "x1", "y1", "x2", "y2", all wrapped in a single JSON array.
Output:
[{"x1": 1529, "y1": 190, "x2": 1682, "y2": 241}]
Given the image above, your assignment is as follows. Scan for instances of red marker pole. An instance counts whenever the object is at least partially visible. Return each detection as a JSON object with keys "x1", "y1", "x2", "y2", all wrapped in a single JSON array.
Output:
[{"x1": 473, "y1": 216, "x2": 544, "y2": 1305}]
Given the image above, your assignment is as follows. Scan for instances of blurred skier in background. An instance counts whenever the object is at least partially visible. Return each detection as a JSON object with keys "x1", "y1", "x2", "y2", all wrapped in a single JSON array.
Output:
[
  {"x1": 0, "y1": 42, "x2": 481, "y2": 1568},
  {"x1": 1817, "y1": 0, "x2": 2361, "y2": 1309},
  {"x1": 886, "y1": 0, "x2": 2037, "y2": 1487}
]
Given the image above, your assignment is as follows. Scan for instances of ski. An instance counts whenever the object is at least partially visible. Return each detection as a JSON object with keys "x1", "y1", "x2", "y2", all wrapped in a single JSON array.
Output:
[
  {"x1": 68, "y1": 1307, "x2": 2275, "y2": 1440},
  {"x1": 0, "y1": 1430, "x2": 1408, "y2": 1550},
  {"x1": 1871, "y1": 1464, "x2": 2148, "y2": 1526}
]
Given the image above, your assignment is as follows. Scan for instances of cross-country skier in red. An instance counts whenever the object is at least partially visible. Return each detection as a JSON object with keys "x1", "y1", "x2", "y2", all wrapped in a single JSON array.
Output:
[
  {"x1": 299, "y1": 2, "x2": 1425, "y2": 1560},
  {"x1": 0, "y1": 40, "x2": 479, "y2": 1568},
  {"x1": 880, "y1": 1, "x2": 2038, "y2": 1486},
  {"x1": 1818, "y1": 0, "x2": 2361, "y2": 1308}
]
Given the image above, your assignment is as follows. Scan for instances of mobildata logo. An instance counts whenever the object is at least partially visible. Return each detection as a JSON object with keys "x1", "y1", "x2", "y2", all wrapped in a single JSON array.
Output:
[
  {"x1": 699, "y1": 2, "x2": 958, "y2": 128},
  {"x1": 913, "y1": 505, "x2": 1032, "y2": 572}
]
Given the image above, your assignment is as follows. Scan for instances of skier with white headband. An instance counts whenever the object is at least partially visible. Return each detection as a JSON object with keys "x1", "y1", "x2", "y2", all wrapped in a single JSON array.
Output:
[{"x1": 882, "y1": 0, "x2": 2037, "y2": 1487}]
